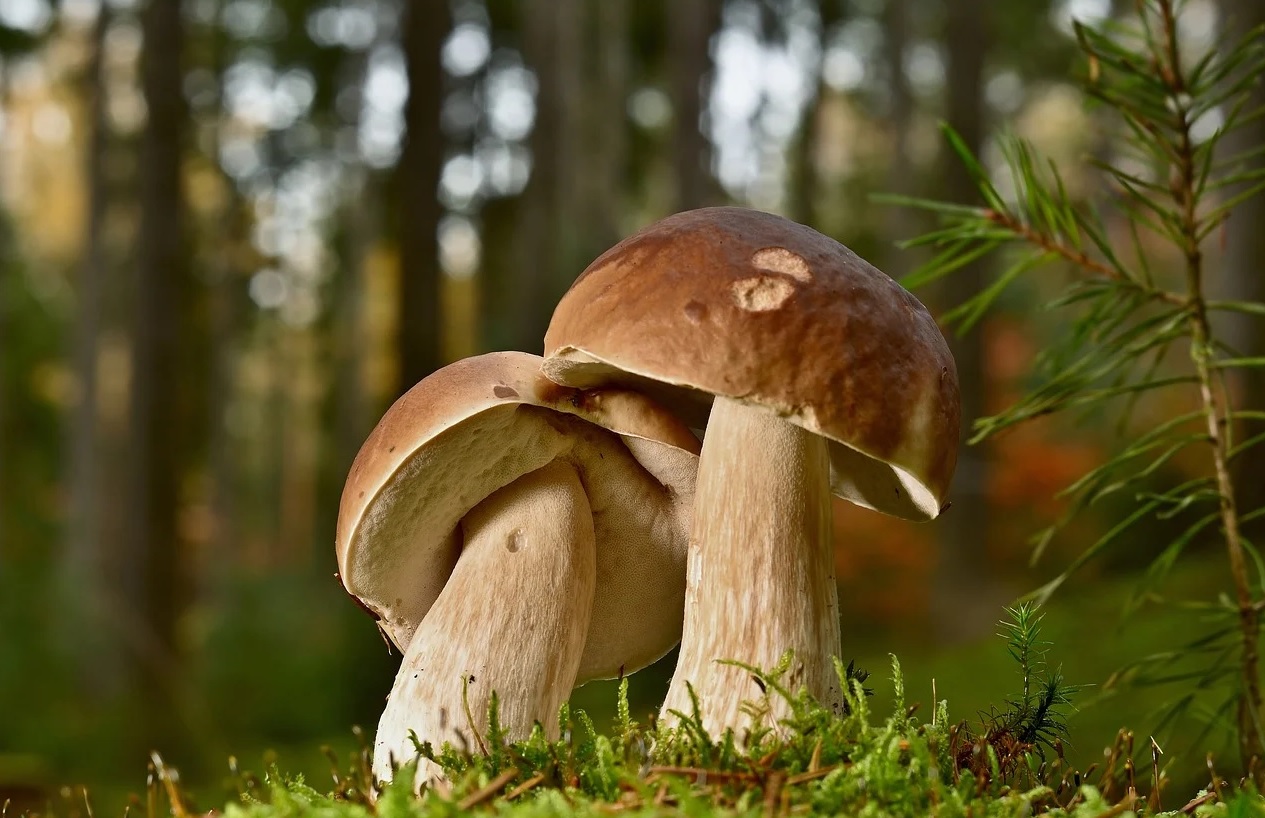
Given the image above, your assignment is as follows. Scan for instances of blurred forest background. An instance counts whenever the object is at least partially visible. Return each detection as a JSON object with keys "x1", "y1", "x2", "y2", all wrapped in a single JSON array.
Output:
[{"x1": 1, "y1": 0, "x2": 1263, "y2": 809}]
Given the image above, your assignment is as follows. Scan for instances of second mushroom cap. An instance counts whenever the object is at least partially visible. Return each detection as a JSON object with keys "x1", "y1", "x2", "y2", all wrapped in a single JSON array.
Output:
[{"x1": 336, "y1": 351, "x2": 701, "y2": 683}]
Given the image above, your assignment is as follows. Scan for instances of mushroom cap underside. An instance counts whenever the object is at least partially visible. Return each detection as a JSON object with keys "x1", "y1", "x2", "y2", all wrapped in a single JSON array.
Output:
[
  {"x1": 543, "y1": 206, "x2": 960, "y2": 521},
  {"x1": 336, "y1": 351, "x2": 700, "y2": 683}
]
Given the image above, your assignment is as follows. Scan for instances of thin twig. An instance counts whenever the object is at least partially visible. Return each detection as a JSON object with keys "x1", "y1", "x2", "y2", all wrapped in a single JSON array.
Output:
[
  {"x1": 1092, "y1": 791, "x2": 1138, "y2": 818},
  {"x1": 645, "y1": 766, "x2": 758, "y2": 782},
  {"x1": 504, "y1": 773, "x2": 545, "y2": 800},
  {"x1": 1156, "y1": 0, "x2": 1264, "y2": 769},
  {"x1": 1180, "y1": 790, "x2": 1216, "y2": 814},
  {"x1": 763, "y1": 771, "x2": 785, "y2": 818},
  {"x1": 983, "y1": 209, "x2": 1184, "y2": 306},
  {"x1": 785, "y1": 766, "x2": 840, "y2": 786},
  {"x1": 456, "y1": 767, "x2": 520, "y2": 810},
  {"x1": 461, "y1": 677, "x2": 490, "y2": 758}
]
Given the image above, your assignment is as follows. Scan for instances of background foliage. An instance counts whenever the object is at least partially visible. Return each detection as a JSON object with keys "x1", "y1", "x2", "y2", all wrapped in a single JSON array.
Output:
[{"x1": 0, "y1": 0, "x2": 1261, "y2": 813}]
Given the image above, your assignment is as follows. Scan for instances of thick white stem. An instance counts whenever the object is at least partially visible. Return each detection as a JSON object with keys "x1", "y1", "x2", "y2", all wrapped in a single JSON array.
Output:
[
  {"x1": 660, "y1": 396, "x2": 841, "y2": 738},
  {"x1": 372, "y1": 460, "x2": 596, "y2": 789}
]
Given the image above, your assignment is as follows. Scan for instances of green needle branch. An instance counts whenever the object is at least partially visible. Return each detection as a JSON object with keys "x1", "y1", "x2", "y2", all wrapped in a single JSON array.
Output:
[{"x1": 884, "y1": 0, "x2": 1265, "y2": 775}]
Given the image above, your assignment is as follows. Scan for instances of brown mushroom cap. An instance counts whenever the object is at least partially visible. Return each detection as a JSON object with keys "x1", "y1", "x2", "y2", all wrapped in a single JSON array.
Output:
[
  {"x1": 543, "y1": 206, "x2": 959, "y2": 521},
  {"x1": 336, "y1": 351, "x2": 700, "y2": 682}
]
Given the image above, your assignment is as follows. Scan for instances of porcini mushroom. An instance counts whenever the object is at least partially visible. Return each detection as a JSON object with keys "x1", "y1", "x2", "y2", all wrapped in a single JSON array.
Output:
[
  {"x1": 336, "y1": 352, "x2": 699, "y2": 787},
  {"x1": 542, "y1": 207, "x2": 960, "y2": 738}
]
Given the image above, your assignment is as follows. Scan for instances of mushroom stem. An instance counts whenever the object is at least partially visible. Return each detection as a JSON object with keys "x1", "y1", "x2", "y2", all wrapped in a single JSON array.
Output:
[
  {"x1": 372, "y1": 460, "x2": 596, "y2": 789},
  {"x1": 660, "y1": 396, "x2": 842, "y2": 738}
]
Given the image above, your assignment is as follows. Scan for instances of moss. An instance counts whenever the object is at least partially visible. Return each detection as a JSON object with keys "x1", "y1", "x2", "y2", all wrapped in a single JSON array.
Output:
[
  {"x1": 202, "y1": 663, "x2": 1258, "y2": 817},
  {"x1": 24, "y1": 609, "x2": 1264, "y2": 818}
]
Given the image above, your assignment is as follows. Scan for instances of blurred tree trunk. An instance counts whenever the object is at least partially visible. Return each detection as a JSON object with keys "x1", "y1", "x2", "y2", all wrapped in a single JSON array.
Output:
[
  {"x1": 262, "y1": 315, "x2": 285, "y2": 569},
  {"x1": 395, "y1": 0, "x2": 448, "y2": 397},
  {"x1": 932, "y1": 0, "x2": 998, "y2": 641},
  {"x1": 582, "y1": 0, "x2": 628, "y2": 254},
  {"x1": 64, "y1": 1, "x2": 114, "y2": 693},
  {"x1": 507, "y1": 0, "x2": 576, "y2": 351},
  {"x1": 325, "y1": 41, "x2": 379, "y2": 554},
  {"x1": 205, "y1": 209, "x2": 240, "y2": 584},
  {"x1": 479, "y1": 194, "x2": 521, "y2": 350},
  {"x1": 1219, "y1": 0, "x2": 1265, "y2": 536},
  {"x1": 788, "y1": 91, "x2": 821, "y2": 228},
  {"x1": 127, "y1": 0, "x2": 189, "y2": 745},
  {"x1": 336, "y1": 170, "x2": 376, "y2": 472},
  {"x1": 0, "y1": 58, "x2": 9, "y2": 555},
  {"x1": 881, "y1": 0, "x2": 916, "y2": 277},
  {"x1": 789, "y1": 1, "x2": 844, "y2": 229},
  {"x1": 205, "y1": 24, "x2": 240, "y2": 594},
  {"x1": 669, "y1": 0, "x2": 721, "y2": 210},
  {"x1": 491, "y1": 0, "x2": 625, "y2": 355},
  {"x1": 476, "y1": 8, "x2": 521, "y2": 353},
  {"x1": 277, "y1": 326, "x2": 319, "y2": 564},
  {"x1": 555, "y1": 0, "x2": 583, "y2": 259}
]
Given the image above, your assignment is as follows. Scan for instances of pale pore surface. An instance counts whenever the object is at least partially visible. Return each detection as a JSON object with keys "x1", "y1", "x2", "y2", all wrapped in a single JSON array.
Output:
[
  {"x1": 542, "y1": 351, "x2": 944, "y2": 520},
  {"x1": 351, "y1": 406, "x2": 568, "y2": 643},
  {"x1": 659, "y1": 397, "x2": 842, "y2": 738},
  {"x1": 372, "y1": 460, "x2": 596, "y2": 789}
]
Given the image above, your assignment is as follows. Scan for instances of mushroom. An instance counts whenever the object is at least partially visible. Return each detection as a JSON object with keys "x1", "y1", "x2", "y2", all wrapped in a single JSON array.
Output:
[
  {"x1": 542, "y1": 207, "x2": 960, "y2": 738},
  {"x1": 336, "y1": 352, "x2": 699, "y2": 787}
]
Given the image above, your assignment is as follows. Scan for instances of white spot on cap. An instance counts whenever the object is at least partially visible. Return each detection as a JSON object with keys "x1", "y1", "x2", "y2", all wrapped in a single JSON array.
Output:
[
  {"x1": 752, "y1": 247, "x2": 812, "y2": 282},
  {"x1": 732, "y1": 276, "x2": 794, "y2": 311}
]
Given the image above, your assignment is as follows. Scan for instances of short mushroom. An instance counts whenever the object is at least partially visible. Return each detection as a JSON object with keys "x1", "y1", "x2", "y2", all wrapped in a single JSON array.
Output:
[
  {"x1": 542, "y1": 207, "x2": 960, "y2": 738},
  {"x1": 336, "y1": 351, "x2": 699, "y2": 787}
]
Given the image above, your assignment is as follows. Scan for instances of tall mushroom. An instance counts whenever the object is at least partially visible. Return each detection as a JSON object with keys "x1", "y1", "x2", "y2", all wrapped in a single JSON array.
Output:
[
  {"x1": 336, "y1": 352, "x2": 699, "y2": 787},
  {"x1": 542, "y1": 207, "x2": 960, "y2": 738}
]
